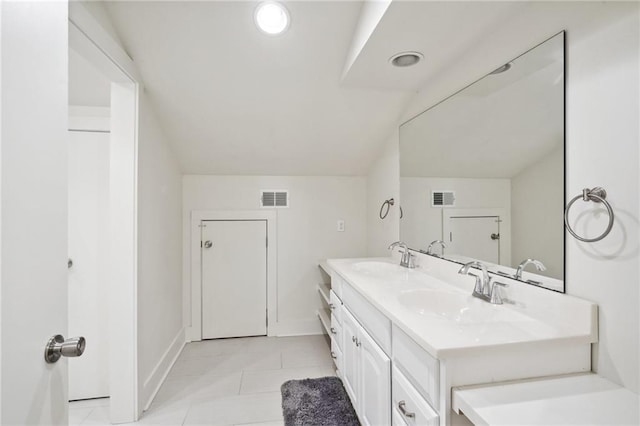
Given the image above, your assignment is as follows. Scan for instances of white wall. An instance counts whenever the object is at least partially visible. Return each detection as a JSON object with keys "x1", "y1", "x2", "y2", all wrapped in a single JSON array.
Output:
[
  {"x1": 137, "y1": 93, "x2": 184, "y2": 406},
  {"x1": 564, "y1": 9, "x2": 639, "y2": 393},
  {"x1": 79, "y1": 2, "x2": 185, "y2": 412},
  {"x1": 400, "y1": 177, "x2": 510, "y2": 254},
  {"x1": 366, "y1": 3, "x2": 640, "y2": 393},
  {"x1": 512, "y1": 146, "x2": 564, "y2": 279},
  {"x1": 183, "y1": 175, "x2": 367, "y2": 336},
  {"x1": 366, "y1": 132, "x2": 400, "y2": 257}
]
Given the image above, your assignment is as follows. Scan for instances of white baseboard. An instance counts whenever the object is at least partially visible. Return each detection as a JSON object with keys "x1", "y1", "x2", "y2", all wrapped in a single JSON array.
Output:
[
  {"x1": 141, "y1": 327, "x2": 186, "y2": 411},
  {"x1": 271, "y1": 319, "x2": 324, "y2": 336},
  {"x1": 185, "y1": 326, "x2": 199, "y2": 342}
]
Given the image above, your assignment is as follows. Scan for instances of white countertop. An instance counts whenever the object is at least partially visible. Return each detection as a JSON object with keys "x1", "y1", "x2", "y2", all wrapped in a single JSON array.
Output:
[
  {"x1": 327, "y1": 256, "x2": 598, "y2": 359},
  {"x1": 452, "y1": 373, "x2": 640, "y2": 425}
]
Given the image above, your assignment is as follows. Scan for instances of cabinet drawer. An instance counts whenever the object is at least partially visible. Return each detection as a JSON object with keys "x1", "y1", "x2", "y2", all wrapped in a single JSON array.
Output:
[
  {"x1": 330, "y1": 315, "x2": 342, "y2": 350},
  {"x1": 342, "y1": 281, "x2": 391, "y2": 355},
  {"x1": 329, "y1": 290, "x2": 342, "y2": 324},
  {"x1": 392, "y1": 325, "x2": 439, "y2": 410},
  {"x1": 330, "y1": 339, "x2": 343, "y2": 372},
  {"x1": 392, "y1": 366, "x2": 439, "y2": 426}
]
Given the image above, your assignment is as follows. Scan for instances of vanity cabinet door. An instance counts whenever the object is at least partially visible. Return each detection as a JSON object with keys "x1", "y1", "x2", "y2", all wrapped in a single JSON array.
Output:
[
  {"x1": 359, "y1": 325, "x2": 391, "y2": 426},
  {"x1": 342, "y1": 309, "x2": 360, "y2": 406}
]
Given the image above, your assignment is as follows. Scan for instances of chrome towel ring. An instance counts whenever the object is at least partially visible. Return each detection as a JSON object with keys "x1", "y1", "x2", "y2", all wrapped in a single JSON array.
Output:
[{"x1": 564, "y1": 187, "x2": 614, "y2": 242}]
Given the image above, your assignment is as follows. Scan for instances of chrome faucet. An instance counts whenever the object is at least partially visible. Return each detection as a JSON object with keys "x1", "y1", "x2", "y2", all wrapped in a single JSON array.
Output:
[
  {"x1": 426, "y1": 240, "x2": 447, "y2": 257},
  {"x1": 514, "y1": 259, "x2": 546, "y2": 280},
  {"x1": 458, "y1": 261, "x2": 508, "y2": 304},
  {"x1": 388, "y1": 241, "x2": 415, "y2": 269}
]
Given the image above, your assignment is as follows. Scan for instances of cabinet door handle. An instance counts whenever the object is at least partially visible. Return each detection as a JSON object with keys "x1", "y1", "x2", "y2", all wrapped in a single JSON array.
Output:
[
  {"x1": 398, "y1": 401, "x2": 415, "y2": 419},
  {"x1": 355, "y1": 338, "x2": 361, "y2": 347},
  {"x1": 331, "y1": 351, "x2": 337, "y2": 359},
  {"x1": 352, "y1": 335, "x2": 357, "y2": 343},
  {"x1": 330, "y1": 327, "x2": 337, "y2": 335},
  {"x1": 329, "y1": 303, "x2": 336, "y2": 310}
]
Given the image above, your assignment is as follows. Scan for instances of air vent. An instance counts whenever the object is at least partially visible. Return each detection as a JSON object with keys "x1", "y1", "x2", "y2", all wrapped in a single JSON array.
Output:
[
  {"x1": 432, "y1": 191, "x2": 455, "y2": 207},
  {"x1": 261, "y1": 190, "x2": 289, "y2": 208}
]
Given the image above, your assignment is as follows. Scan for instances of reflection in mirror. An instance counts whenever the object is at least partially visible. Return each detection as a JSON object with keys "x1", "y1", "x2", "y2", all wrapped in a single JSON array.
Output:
[{"x1": 399, "y1": 32, "x2": 564, "y2": 292}]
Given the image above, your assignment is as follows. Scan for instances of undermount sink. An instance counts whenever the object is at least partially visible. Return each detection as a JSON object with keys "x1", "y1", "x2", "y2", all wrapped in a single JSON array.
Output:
[{"x1": 398, "y1": 289, "x2": 532, "y2": 325}]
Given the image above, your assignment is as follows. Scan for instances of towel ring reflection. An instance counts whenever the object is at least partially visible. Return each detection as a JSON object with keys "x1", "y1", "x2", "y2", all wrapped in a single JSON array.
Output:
[
  {"x1": 379, "y1": 198, "x2": 404, "y2": 220},
  {"x1": 564, "y1": 187, "x2": 614, "y2": 243}
]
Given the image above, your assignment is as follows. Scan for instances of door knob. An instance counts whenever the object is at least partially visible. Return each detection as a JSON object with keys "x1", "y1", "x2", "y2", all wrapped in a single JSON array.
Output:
[
  {"x1": 203, "y1": 240, "x2": 213, "y2": 249},
  {"x1": 44, "y1": 334, "x2": 86, "y2": 363},
  {"x1": 491, "y1": 233, "x2": 500, "y2": 240}
]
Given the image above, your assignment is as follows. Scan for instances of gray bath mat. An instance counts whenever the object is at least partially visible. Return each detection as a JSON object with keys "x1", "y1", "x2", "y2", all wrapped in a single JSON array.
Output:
[{"x1": 281, "y1": 376, "x2": 360, "y2": 426}]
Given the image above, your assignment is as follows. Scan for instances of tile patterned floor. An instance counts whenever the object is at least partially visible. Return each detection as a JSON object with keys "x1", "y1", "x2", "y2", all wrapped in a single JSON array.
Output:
[{"x1": 69, "y1": 335, "x2": 334, "y2": 425}]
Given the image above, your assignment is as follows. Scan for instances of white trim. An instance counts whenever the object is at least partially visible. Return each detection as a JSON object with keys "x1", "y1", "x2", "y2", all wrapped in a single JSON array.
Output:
[
  {"x1": 68, "y1": 3, "x2": 143, "y2": 86},
  {"x1": 68, "y1": 4, "x2": 143, "y2": 422},
  {"x1": 68, "y1": 106, "x2": 111, "y2": 132},
  {"x1": 109, "y1": 83, "x2": 140, "y2": 423},
  {"x1": 442, "y1": 208, "x2": 511, "y2": 266},
  {"x1": 141, "y1": 328, "x2": 186, "y2": 411},
  {"x1": 189, "y1": 210, "x2": 277, "y2": 341}
]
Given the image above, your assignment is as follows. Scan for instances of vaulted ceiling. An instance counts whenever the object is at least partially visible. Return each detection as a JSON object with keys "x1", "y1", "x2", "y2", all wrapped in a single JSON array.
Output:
[{"x1": 69, "y1": 1, "x2": 630, "y2": 176}]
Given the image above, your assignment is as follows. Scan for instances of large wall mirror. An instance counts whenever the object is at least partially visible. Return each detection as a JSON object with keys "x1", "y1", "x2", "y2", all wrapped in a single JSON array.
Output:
[{"x1": 399, "y1": 31, "x2": 565, "y2": 292}]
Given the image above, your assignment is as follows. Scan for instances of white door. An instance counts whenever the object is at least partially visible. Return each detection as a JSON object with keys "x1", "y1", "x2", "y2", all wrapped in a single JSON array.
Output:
[
  {"x1": 448, "y1": 216, "x2": 500, "y2": 264},
  {"x1": 1, "y1": 2, "x2": 70, "y2": 424},
  {"x1": 68, "y1": 131, "x2": 110, "y2": 400},
  {"x1": 201, "y1": 220, "x2": 267, "y2": 339}
]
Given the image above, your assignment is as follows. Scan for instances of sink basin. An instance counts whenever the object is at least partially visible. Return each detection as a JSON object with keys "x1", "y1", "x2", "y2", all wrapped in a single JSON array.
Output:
[{"x1": 398, "y1": 289, "x2": 532, "y2": 325}]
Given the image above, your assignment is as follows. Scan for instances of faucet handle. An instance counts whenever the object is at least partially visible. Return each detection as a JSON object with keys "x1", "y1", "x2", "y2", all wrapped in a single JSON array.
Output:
[{"x1": 490, "y1": 281, "x2": 508, "y2": 304}]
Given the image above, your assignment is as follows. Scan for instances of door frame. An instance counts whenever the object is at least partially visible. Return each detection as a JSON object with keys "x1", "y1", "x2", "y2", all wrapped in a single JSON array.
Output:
[
  {"x1": 442, "y1": 208, "x2": 511, "y2": 266},
  {"x1": 69, "y1": 4, "x2": 141, "y2": 423},
  {"x1": 189, "y1": 210, "x2": 277, "y2": 342}
]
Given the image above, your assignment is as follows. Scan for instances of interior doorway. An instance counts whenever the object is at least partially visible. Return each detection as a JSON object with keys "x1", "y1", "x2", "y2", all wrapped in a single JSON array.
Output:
[
  {"x1": 67, "y1": 112, "x2": 111, "y2": 401},
  {"x1": 190, "y1": 210, "x2": 277, "y2": 342},
  {"x1": 201, "y1": 220, "x2": 268, "y2": 339},
  {"x1": 69, "y1": 3, "x2": 142, "y2": 422},
  {"x1": 442, "y1": 208, "x2": 510, "y2": 266}
]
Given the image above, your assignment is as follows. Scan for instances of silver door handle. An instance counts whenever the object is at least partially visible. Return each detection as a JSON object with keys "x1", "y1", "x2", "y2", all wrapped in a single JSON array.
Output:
[
  {"x1": 44, "y1": 334, "x2": 86, "y2": 363},
  {"x1": 330, "y1": 327, "x2": 337, "y2": 335},
  {"x1": 203, "y1": 240, "x2": 213, "y2": 249}
]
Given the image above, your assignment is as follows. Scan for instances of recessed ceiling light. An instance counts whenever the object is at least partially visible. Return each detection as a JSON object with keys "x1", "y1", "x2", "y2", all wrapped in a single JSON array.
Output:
[
  {"x1": 389, "y1": 51, "x2": 423, "y2": 68},
  {"x1": 255, "y1": 2, "x2": 290, "y2": 35}
]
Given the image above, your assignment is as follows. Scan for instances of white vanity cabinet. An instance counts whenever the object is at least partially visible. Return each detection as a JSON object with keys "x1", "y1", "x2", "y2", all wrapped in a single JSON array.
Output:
[
  {"x1": 326, "y1": 258, "x2": 596, "y2": 426},
  {"x1": 342, "y1": 308, "x2": 391, "y2": 426}
]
